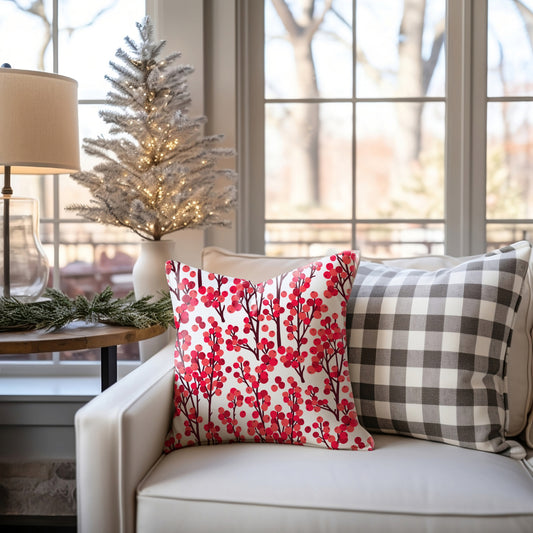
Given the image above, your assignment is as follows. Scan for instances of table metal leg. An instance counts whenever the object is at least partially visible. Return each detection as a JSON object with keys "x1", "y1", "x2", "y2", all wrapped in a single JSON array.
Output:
[{"x1": 101, "y1": 345, "x2": 118, "y2": 391}]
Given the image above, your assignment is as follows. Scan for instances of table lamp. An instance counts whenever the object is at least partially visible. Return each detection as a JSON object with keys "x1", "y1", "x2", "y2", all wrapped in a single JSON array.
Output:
[{"x1": 0, "y1": 66, "x2": 80, "y2": 301}]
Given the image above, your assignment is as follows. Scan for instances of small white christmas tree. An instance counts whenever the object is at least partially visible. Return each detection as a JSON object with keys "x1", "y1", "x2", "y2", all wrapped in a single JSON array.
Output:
[{"x1": 68, "y1": 17, "x2": 237, "y2": 241}]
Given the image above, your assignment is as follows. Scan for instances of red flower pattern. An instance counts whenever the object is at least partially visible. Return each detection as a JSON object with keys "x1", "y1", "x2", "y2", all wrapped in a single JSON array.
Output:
[{"x1": 164, "y1": 252, "x2": 374, "y2": 452}]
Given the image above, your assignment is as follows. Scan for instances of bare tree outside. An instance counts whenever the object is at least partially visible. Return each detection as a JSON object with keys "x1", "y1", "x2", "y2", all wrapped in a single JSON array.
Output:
[
  {"x1": 265, "y1": 0, "x2": 446, "y2": 255},
  {"x1": 3, "y1": 0, "x2": 117, "y2": 70},
  {"x1": 266, "y1": 0, "x2": 533, "y2": 255},
  {"x1": 488, "y1": 0, "x2": 533, "y2": 221},
  {"x1": 395, "y1": 0, "x2": 443, "y2": 180},
  {"x1": 271, "y1": 0, "x2": 333, "y2": 206}
]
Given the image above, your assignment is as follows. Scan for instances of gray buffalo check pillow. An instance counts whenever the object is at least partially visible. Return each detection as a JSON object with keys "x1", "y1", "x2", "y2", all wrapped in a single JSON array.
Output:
[{"x1": 347, "y1": 241, "x2": 531, "y2": 458}]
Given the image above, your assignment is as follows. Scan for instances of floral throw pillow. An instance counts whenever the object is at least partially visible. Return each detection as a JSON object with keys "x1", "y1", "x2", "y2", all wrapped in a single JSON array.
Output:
[{"x1": 164, "y1": 252, "x2": 374, "y2": 452}]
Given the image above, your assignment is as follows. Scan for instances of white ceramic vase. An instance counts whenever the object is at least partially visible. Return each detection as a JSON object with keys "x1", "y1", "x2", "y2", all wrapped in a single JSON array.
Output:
[{"x1": 132, "y1": 239, "x2": 176, "y2": 361}]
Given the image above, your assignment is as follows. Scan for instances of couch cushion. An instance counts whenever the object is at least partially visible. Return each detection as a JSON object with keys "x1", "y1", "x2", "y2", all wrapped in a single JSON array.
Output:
[
  {"x1": 164, "y1": 253, "x2": 374, "y2": 451},
  {"x1": 202, "y1": 245, "x2": 533, "y2": 445},
  {"x1": 202, "y1": 247, "x2": 319, "y2": 284},
  {"x1": 137, "y1": 435, "x2": 533, "y2": 533}
]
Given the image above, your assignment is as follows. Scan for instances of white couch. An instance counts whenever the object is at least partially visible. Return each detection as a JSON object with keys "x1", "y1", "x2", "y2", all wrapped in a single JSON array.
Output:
[{"x1": 76, "y1": 247, "x2": 533, "y2": 533}]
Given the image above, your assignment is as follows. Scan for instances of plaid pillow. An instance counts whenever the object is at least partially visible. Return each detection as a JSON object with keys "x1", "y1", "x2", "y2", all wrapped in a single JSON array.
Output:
[{"x1": 347, "y1": 241, "x2": 531, "y2": 458}]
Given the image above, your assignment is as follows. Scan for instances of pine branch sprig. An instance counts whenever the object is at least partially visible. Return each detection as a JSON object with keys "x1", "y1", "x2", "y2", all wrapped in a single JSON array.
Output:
[{"x1": 0, "y1": 288, "x2": 174, "y2": 332}]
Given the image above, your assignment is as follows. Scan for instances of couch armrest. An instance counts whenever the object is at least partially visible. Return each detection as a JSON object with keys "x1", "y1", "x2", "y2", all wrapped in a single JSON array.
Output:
[{"x1": 75, "y1": 343, "x2": 175, "y2": 533}]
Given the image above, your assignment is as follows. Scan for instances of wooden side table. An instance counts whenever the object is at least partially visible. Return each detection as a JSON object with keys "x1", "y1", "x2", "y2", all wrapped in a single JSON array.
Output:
[{"x1": 0, "y1": 322, "x2": 167, "y2": 391}]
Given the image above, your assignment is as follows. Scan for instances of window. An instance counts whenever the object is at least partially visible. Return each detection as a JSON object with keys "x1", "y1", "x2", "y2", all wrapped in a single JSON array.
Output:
[
  {"x1": 3, "y1": 0, "x2": 533, "y2": 369},
  {"x1": 0, "y1": 0, "x2": 145, "y2": 365},
  {"x1": 486, "y1": 0, "x2": 533, "y2": 248},
  {"x1": 244, "y1": 0, "x2": 533, "y2": 258}
]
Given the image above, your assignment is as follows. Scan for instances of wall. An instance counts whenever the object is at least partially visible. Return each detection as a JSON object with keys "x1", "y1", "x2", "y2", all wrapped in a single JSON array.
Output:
[
  {"x1": 152, "y1": 0, "x2": 239, "y2": 259},
  {"x1": 0, "y1": 392, "x2": 90, "y2": 461}
]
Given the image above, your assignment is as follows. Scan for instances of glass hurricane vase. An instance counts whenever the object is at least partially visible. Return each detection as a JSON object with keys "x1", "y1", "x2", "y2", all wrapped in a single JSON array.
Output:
[{"x1": 0, "y1": 196, "x2": 49, "y2": 302}]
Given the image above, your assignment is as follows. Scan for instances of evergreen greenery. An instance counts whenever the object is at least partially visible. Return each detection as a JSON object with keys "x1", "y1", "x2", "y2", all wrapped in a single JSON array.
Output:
[{"x1": 0, "y1": 287, "x2": 173, "y2": 332}]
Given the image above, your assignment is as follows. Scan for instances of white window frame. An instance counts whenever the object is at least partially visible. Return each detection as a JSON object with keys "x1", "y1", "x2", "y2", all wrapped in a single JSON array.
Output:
[
  {"x1": 3, "y1": 0, "x2": 528, "y2": 378},
  {"x1": 0, "y1": 0, "x2": 193, "y2": 379},
  {"x1": 445, "y1": 0, "x2": 488, "y2": 256},
  {"x1": 238, "y1": 0, "x2": 495, "y2": 257},
  {"x1": 1, "y1": 0, "x2": 238, "y2": 379}
]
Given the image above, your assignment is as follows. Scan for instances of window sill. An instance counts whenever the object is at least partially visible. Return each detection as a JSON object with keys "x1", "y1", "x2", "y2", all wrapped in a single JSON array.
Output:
[{"x1": 0, "y1": 375, "x2": 100, "y2": 401}]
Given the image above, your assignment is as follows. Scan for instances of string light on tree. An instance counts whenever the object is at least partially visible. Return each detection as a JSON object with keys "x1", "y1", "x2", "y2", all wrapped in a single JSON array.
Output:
[{"x1": 67, "y1": 17, "x2": 236, "y2": 241}]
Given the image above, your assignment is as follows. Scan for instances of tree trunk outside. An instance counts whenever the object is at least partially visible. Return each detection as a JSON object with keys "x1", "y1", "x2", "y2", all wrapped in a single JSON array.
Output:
[
  {"x1": 290, "y1": 37, "x2": 320, "y2": 206},
  {"x1": 272, "y1": 0, "x2": 331, "y2": 208},
  {"x1": 395, "y1": 0, "x2": 426, "y2": 186}
]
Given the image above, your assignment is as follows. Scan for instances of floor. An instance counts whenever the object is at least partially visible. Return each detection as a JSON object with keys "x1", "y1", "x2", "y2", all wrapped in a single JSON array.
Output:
[{"x1": 0, "y1": 460, "x2": 76, "y2": 531}]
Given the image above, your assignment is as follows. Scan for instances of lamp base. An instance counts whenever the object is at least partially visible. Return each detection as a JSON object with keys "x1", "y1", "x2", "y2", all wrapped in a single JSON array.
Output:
[{"x1": 0, "y1": 196, "x2": 49, "y2": 302}]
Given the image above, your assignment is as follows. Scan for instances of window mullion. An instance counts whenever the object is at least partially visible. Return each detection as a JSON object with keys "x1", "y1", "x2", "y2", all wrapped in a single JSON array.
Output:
[
  {"x1": 469, "y1": 0, "x2": 488, "y2": 254},
  {"x1": 237, "y1": 0, "x2": 265, "y2": 254},
  {"x1": 445, "y1": 0, "x2": 487, "y2": 256},
  {"x1": 52, "y1": 0, "x2": 60, "y2": 368},
  {"x1": 53, "y1": 0, "x2": 58, "y2": 73}
]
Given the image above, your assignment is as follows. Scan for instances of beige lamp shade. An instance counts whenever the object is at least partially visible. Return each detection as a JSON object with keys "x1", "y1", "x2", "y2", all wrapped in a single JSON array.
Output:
[{"x1": 0, "y1": 68, "x2": 80, "y2": 174}]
